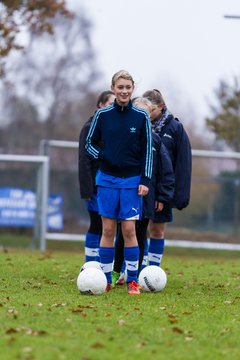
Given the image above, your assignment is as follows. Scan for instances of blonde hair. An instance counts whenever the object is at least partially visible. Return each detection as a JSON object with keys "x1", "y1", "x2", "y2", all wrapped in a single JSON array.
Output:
[
  {"x1": 133, "y1": 97, "x2": 152, "y2": 114},
  {"x1": 111, "y1": 70, "x2": 134, "y2": 87}
]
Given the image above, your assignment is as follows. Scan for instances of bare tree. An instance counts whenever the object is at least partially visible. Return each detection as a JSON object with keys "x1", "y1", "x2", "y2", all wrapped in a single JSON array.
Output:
[
  {"x1": 206, "y1": 76, "x2": 240, "y2": 152},
  {"x1": 1, "y1": 9, "x2": 103, "y2": 143}
]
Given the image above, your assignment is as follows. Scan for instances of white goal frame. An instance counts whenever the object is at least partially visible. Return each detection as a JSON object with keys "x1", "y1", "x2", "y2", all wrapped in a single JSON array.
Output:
[
  {"x1": 38, "y1": 139, "x2": 240, "y2": 252},
  {"x1": 0, "y1": 154, "x2": 49, "y2": 251}
]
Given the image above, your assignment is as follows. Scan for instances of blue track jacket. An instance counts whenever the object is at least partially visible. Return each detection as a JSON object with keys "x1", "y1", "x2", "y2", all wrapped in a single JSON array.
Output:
[{"x1": 85, "y1": 100, "x2": 153, "y2": 188}]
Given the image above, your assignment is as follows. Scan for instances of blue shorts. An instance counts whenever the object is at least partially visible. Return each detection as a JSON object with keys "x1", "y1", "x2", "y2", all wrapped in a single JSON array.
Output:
[
  {"x1": 85, "y1": 193, "x2": 98, "y2": 212},
  {"x1": 97, "y1": 186, "x2": 142, "y2": 220}
]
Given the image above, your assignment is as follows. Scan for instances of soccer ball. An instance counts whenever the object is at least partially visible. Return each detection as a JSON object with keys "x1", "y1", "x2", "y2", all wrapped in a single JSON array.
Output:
[
  {"x1": 138, "y1": 265, "x2": 167, "y2": 292},
  {"x1": 77, "y1": 267, "x2": 107, "y2": 295},
  {"x1": 80, "y1": 260, "x2": 102, "y2": 273}
]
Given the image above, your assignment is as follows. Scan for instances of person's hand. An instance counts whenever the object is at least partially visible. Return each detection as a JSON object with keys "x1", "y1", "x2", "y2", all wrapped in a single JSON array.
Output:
[
  {"x1": 155, "y1": 201, "x2": 164, "y2": 212},
  {"x1": 138, "y1": 185, "x2": 149, "y2": 196}
]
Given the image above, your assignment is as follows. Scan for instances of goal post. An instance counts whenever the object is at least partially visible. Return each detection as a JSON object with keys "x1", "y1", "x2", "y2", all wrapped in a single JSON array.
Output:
[
  {"x1": 1, "y1": 146, "x2": 240, "y2": 252},
  {"x1": 38, "y1": 140, "x2": 240, "y2": 251},
  {"x1": 39, "y1": 139, "x2": 83, "y2": 245},
  {"x1": 192, "y1": 149, "x2": 240, "y2": 160},
  {"x1": 0, "y1": 154, "x2": 49, "y2": 251}
]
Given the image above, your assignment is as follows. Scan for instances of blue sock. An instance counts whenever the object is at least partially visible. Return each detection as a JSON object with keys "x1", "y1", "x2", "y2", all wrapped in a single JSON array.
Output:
[
  {"x1": 148, "y1": 238, "x2": 165, "y2": 266},
  {"x1": 140, "y1": 239, "x2": 149, "y2": 272},
  {"x1": 124, "y1": 246, "x2": 139, "y2": 283},
  {"x1": 85, "y1": 233, "x2": 101, "y2": 262},
  {"x1": 99, "y1": 246, "x2": 115, "y2": 284}
]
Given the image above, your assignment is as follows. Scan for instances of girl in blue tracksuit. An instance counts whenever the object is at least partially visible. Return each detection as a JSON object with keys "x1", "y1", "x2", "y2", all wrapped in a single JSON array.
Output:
[
  {"x1": 142, "y1": 89, "x2": 192, "y2": 267},
  {"x1": 78, "y1": 90, "x2": 115, "y2": 262},
  {"x1": 85, "y1": 70, "x2": 153, "y2": 295},
  {"x1": 112, "y1": 97, "x2": 175, "y2": 283}
]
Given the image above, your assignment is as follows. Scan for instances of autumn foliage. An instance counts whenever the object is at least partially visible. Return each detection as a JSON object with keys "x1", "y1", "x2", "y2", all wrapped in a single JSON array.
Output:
[{"x1": 0, "y1": 0, "x2": 72, "y2": 75}]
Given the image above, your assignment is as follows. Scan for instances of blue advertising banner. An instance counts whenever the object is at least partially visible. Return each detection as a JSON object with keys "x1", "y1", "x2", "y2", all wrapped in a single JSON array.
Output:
[{"x1": 0, "y1": 187, "x2": 63, "y2": 230}]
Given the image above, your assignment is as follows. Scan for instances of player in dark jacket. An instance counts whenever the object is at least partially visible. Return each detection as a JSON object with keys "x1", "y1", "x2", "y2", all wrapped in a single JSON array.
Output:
[
  {"x1": 78, "y1": 90, "x2": 115, "y2": 262},
  {"x1": 112, "y1": 97, "x2": 175, "y2": 284},
  {"x1": 142, "y1": 89, "x2": 192, "y2": 267}
]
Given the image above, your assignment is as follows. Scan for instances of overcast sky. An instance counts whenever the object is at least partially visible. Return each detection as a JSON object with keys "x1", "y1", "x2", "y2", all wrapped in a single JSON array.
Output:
[{"x1": 73, "y1": 0, "x2": 240, "y2": 124}]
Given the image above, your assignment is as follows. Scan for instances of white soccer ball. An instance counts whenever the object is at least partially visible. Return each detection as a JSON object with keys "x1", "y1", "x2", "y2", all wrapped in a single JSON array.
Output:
[
  {"x1": 77, "y1": 267, "x2": 107, "y2": 295},
  {"x1": 139, "y1": 265, "x2": 167, "y2": 292},
  {"x1": 80, "y1": 261, "x2": 102, "y2": 273}
]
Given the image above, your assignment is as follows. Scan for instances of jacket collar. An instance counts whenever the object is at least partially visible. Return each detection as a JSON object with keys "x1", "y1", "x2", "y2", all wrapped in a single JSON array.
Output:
[{"x1": 114, "y1": 99, "x2": 132, "y2": 112}]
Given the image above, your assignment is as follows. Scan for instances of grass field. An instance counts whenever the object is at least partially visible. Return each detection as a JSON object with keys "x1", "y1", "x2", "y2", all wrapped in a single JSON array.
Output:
[{"x1": 0, "y1": 241, "x2": 239, "y2": 360}]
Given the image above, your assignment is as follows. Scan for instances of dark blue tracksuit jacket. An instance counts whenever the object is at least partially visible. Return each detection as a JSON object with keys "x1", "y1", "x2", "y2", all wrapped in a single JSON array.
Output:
[
  {"x1": 85, "y1": 100, "x2": 153, "y2": 187},
  {"x1": 154, "y1": 113, "x2": 192, "y2": 210},
  {"x1": 143, "y1": 132, "x2": 175, "y2": 219}
]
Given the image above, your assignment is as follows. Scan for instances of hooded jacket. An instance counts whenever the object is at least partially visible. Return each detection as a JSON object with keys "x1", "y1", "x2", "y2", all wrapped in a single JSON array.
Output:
[{"x1": 153, "y1": 113, "x2": 192, "y2": 210}]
